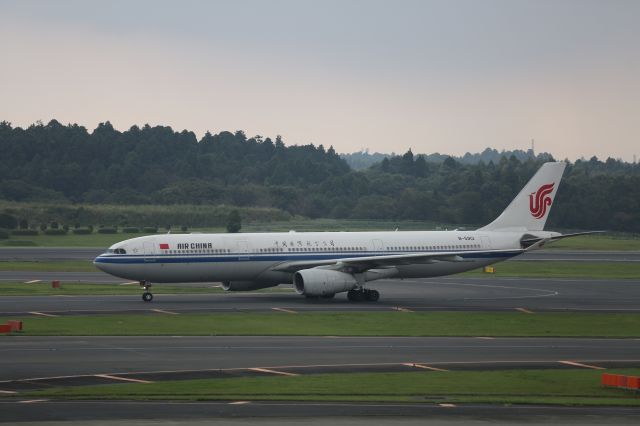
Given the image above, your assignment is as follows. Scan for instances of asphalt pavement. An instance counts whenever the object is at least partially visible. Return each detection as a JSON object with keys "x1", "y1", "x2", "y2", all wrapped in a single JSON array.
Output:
[
  {"x1": 1, "y1": 276, "x2": 638, "y2": 314},
  {"x1": 2, "y1": 336, "x2": 638, "y2": 384},
  {"x1": 1, "y1": 400, "x2": 638, "y2": 424},
  {"x1": 1, "y1": 246, "x2": 639, "y2": 423}
]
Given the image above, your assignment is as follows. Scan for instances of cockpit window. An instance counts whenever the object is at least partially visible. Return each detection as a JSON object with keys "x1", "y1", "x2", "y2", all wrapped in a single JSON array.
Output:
[{"x1": 106, "y1": 248, "x2": 127, "y2": 254}]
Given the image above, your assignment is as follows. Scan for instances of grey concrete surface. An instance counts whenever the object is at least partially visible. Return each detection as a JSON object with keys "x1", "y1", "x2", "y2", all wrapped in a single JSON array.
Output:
[
  {"x1": 1, "y1": 276, "x2": 638, "y2": 315},
  {"x1": 1, "y1": 336, "x2": 638, "y2": 382},
  {"x1": 1, "y1": 401, "x2": 639, "y2": 424}
]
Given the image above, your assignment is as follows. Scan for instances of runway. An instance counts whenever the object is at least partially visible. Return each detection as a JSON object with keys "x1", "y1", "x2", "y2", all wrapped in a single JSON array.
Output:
[
  {"x1": 1, "y1": 400, "x2": 638, "y2": 424},
  {"x1": 2, "y1": 248, "x2": 639, "y2": 422},
  {"x1": 1, "y1": 276, "x2": 639, "y2": 315},
  {"x1": 2, "y1": 335, "x2": 639, "y2": 385},
  {"x1": 1, "y1": 247, "x2": 639, "y2": 262}
]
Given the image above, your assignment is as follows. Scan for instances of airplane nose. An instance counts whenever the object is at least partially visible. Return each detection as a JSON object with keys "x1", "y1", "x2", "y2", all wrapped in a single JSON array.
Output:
[{"x1": 93, "y1": 255, "x2": 107, "y2": 272}]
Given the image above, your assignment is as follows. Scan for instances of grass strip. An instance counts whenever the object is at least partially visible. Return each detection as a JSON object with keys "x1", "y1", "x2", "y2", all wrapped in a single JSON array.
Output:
[
  {"x1": 1, "y1": 312, "x2": 639, "y2": 337},
  {"x1": 22, "y1": 369, "x2": 640, "y2": 406},
  {"x1": 1, "y1": 225, "x2": 638, "y2": 249},
  {"x1": 464, "y1": 261, "x2": 640, "y2": 279},
  {"x1": 547, "y1": 235, "x2": 640, "y2": 251}
]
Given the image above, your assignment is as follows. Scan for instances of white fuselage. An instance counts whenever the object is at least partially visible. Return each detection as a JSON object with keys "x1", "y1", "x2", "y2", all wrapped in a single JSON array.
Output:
[{"x1": 93, "y1": 230, "x2": 544, "y2": 284}]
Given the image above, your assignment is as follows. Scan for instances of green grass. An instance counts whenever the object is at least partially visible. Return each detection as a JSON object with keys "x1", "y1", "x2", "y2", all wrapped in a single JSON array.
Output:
[
  {"x1": 466, "y1": 261, "x2": 640, "y2": 279},
  {"x1": 0, "y1": 232, "x2": 154, "y2": 248},
  {"x1": 242, "y1": 218, "x2": 438, "y2": 232},
  {"x1": 1, "y1": 219, "x2": 637, "y2": 249},
  {"x1": 2, "y1": 312, "x2": 639, "y2": 337},
  {"x1": 548, "y1": 235, "x2": 640, "y2": 251},
  {"x1": 22, "y1": 369, "x2": 640, "y2": 406}
]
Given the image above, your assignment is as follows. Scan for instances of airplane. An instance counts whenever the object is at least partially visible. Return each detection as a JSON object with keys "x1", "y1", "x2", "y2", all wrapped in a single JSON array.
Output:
[{"x1": 94, "y1": 162, "x2": 598, "y2": 302}]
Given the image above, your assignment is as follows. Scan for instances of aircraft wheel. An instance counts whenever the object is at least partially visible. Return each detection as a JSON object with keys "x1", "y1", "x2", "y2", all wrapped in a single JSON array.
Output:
[
  {"x1": 347, "y1": 290, "x2": 364, "y2": 302},
  {"x1": 366, "y1": 289, "x2": 380, "y2": 302},
  {"x1": 142, "y1": 292, "x2": 153, "y2": 302}
]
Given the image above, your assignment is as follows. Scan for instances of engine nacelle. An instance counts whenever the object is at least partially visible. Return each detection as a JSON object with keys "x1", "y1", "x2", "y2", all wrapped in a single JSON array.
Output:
[
  {"x1": 221, "y1": 281, "x2": 277, "y2": 291},
  {"x1": 294, "y1": 269, "x2": 358, "y2": 296}
]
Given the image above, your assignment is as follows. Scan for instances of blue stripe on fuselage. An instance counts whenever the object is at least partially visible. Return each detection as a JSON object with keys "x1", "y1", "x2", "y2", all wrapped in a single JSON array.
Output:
[{"x1": 93, "y1": 250, "x2": 521, "y2": 265}]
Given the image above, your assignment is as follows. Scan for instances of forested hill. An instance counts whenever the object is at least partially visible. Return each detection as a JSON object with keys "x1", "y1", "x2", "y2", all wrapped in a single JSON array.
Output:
[
  {"x1": 341, "y1": 148, "x2": 555, "y2": 170},
  {"x1": 0, "y1": 120, "x2": 349, "y2": 206},
  {"x1": 1, "y1": 120, "x2": 639, "y2": 232}
]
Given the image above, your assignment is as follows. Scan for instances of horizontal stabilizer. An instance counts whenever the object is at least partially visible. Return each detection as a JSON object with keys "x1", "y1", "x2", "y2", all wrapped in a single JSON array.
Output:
[{"x1": 520, "y1": 231, "x2": 605, "y2": 248}]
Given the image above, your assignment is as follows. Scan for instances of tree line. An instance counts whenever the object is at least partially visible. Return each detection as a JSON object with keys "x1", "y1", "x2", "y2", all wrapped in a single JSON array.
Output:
[
  {"x1": 0, "y1": 120, "x2": 638, "y2": 232},
  {"x1": 341, "y1": 147, "x2": 554, "y2": 170}
]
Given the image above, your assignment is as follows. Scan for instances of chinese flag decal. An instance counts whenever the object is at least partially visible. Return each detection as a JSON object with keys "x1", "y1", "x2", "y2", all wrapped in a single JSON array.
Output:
[{"x1": 159, "y1": 243, "x2": 169, "y2": 250}]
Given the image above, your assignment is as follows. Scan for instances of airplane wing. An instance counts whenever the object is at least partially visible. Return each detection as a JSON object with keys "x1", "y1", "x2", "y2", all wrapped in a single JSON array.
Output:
[{"x1": 270, "y1": 248, "x2": 526, "y2": 274}]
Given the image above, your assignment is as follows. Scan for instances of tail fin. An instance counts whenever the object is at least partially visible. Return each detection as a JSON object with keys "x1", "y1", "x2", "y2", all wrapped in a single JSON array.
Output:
[{"x1": 479, "y1": 162, "x2": 566, "y2": 232}]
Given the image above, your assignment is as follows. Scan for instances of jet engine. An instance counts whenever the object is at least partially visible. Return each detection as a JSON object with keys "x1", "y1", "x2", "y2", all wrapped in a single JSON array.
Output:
[
  {"x1": 221, "y1": 281, "x2": 277, "y2": 291},
  {"x1": 293, "y1": 269, "x2": 358, "y2": 296}
]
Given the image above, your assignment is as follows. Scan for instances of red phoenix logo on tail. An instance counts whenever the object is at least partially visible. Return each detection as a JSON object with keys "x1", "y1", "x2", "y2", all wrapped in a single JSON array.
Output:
[{"x1": 529, "y1": 183, "x2": 555, "y2": 219}]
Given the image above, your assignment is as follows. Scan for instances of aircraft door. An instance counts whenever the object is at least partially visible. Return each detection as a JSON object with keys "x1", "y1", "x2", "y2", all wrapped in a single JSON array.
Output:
[
  {"x1": 237, "y1": 240, "x2": 250, "y2": 261},
  {"x1": 480, "y1": 236, "x2": 492, "y2": 250},
  {"x1": 372, "y1": 239, "x2": 384, "y2": 252},
  {"x1": 143, "y1": 240, "x2": 156, "y2": 262}
]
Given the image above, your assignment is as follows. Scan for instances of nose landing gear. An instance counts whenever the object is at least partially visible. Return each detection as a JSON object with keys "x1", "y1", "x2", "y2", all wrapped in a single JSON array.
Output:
[{"x1": 140, "y1": 281, "x2": 153, "y2": 302}]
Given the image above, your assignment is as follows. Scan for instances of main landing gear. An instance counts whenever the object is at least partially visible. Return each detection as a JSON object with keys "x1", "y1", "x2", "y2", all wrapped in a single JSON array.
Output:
[
  {"x1": 140, "y1": 281, "x2": 153, "y2": 302},
  {"x1": 347, "y1": 288, "x2": 380, "y2": 302}
]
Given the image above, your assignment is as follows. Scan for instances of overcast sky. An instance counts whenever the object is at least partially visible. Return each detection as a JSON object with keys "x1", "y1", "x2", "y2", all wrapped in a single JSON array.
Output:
[{"x1": 1, "y1": 0, "x2": 638, "y2": 161}]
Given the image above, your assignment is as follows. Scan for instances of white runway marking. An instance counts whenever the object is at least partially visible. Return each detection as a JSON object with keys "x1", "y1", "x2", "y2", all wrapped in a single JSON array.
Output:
[
  {"x1": 249, "y1": 368, "x2": 299, "y2": 377},
  {"x1": 272, "y1": 308, "x2": 297, "y2": 314},
  {"x1": 228, "y1": 401, "x2": 250, "y2": 405},
  {"x1": 559, "y1": 360, "x2": 605, "y2": 370},
  {"x1": 28, "y1": 311, "x2": 57, "y2": 317},
  {"x1": 392, "y1": 307, "x2": 414, "y2": 312},
  {"x1": 119, "y1": 282, "x2": 138, "y2": 286},
  {"x1": 403, "y1": 363, "x2": 449, "y2": 372},
  {"x1": 0, "y1": 390, "x2": 17, "y2": 394},
  {"x1": 18, "y1": 399, "x2": 48, "y2": 403},
  {"x1": 23, "y1": 280, "x2": 41, "y2": 284},
  {"x1": 515, "y1": 307, "x2": 534, "y2": 314},
  {"x1": 439, "y1": 403, "x2": 457, "y2": 407},
  {"x1": 95, "y1": 374, "x2": 154, "y2": 383},
  {"x1": 151, "y1": 308, "x2": 179, "y2": 315}
]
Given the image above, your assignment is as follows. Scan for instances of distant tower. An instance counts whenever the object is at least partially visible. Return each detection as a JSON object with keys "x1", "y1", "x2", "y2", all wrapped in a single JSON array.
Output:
[
  {"x1": 634, "y1": 154, "x2": 637, "y2": 164},
  {"x1": 530, "y1": 139, "x2": 535, "y2": 157}
]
